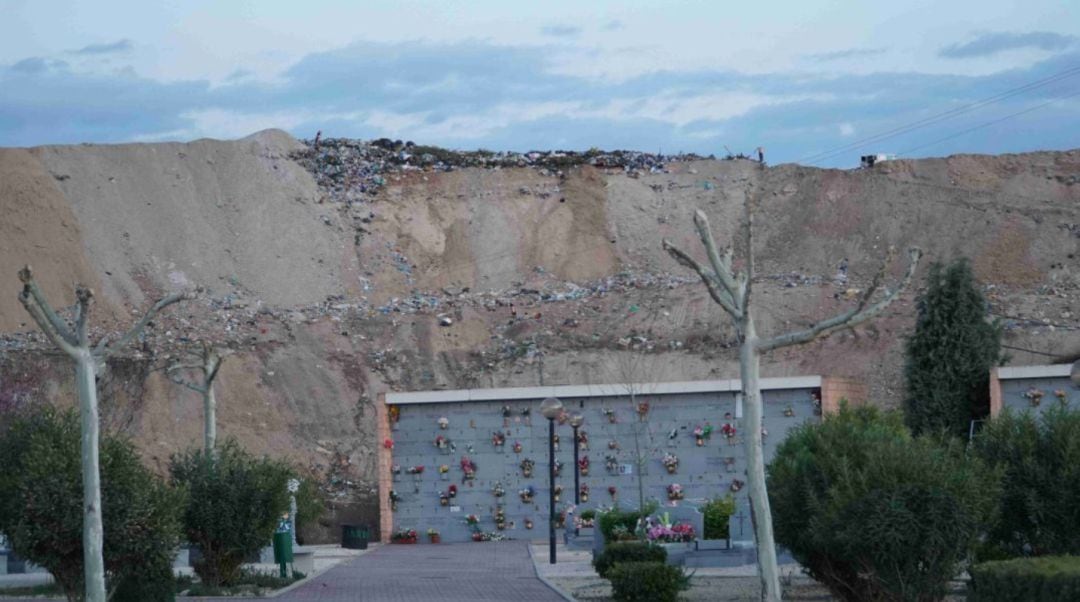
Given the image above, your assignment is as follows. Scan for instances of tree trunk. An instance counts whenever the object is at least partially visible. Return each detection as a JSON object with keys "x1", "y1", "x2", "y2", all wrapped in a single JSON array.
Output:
[
  {"x1": 203, "y1": 383, "x2": 216, "y2": 453},
  {"x1": 739, "y1": 316, "x2": 781, "y2": 601},
  {"x1": 75, "y1": 354, "x2": 107, "y2": 602}
]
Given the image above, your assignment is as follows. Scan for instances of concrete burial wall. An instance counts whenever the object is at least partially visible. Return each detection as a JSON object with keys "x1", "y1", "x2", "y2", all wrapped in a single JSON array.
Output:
[
  {"x1": 991, "y1": 364, "x2": 1078, "y2": 417},
  {"x1": 378, "y1": 376, "x2": 866, "y2": 543}
]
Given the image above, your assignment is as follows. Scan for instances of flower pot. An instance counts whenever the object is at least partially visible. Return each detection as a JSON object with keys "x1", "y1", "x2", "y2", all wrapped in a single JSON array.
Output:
[
  {"x1": 581, "y1": 493, "x2": 589, "y2": 502},
  {"x1": 429, "y1": 535, "x2": 441, "y2": 544},
  {"x1": 695, "y1": 437, "x2": 704, "y2": 447},
  {"x1": 440, "y1": 497, "x2": 449, "y2": 506},
  {"x1": 666, "y1": 465, "x2": 677, "y2": 474},
  {"x1": 522, "y1": 469, "x2": 532, "y2": 478},
  {"x1": 581, "y1": 467, "x2": 589, "y2": 476},
  {"x1": 525, "y1": 521, "x2": 534, "y2": 529}
]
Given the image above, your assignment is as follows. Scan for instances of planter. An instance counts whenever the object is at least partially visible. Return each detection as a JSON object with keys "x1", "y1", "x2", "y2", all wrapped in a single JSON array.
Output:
[
  {"x1": 428, "y1": 535, "x2": 441, "y2": 544},
  {"x1": 666, "y1": 465, "x2": 677, "y2": 474},
  {"x1": 392, "y1": 537, "x2": 417, "y2": 544}
]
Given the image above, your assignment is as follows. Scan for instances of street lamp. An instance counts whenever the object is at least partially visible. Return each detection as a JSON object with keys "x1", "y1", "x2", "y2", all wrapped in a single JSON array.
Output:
[
  {"x1": 569, "y1": 412, "x2": 584, "y2": 536},
  {"x1": 540, "y1": 397, "x2": 564, "y2": 565}
]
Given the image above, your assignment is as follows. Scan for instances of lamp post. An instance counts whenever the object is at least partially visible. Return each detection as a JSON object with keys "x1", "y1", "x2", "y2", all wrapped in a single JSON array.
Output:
[
  {"x1": 569, "y1": 413, "x2": 584, "y2": 536},
  {"x1": 540, "y1": 397, "x2": 564, "y2": 565}
]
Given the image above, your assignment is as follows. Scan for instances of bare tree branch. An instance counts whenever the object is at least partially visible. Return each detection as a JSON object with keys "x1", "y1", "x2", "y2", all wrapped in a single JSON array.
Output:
[
  {"x1": 19, "y1": 291, "x2": 81, "y2": 357},
  {"x1": 18, "y1": 265, "x2": 76, "y2": 345},
  {"x1": 758, "y1": 247, "x2": 922, "y2": 352},
  {"x1": 99, "y1": 291, "x2": 192, "y2": 359},
  {"x1": 165, "y1": 370, "x2": 206, "y2": 394},
  {"x1": 662, "y1": 240, "x2": 742, "y2": 318},
  {"x1": 75, "y1": 287, "x2": 93, "y2": 347},
  {"x1": 692, "y1": 211, "x2": 742, "y2": 303},
  {"x1": 740, "y1": 188, "x2": 755, "y2": 311}
]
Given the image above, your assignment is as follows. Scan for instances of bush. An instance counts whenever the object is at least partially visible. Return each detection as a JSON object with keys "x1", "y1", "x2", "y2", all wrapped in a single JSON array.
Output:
[
  {"x1": 592, "y1": 541, "x2": 667, "y2": 578},
  {"x1": 969, "y1": 556, "x2": 1080, "y2": 602},
  {"x1": 701, "y1": 496, "x2": 736, "y2": 540},
  {"x1": 170, "y1": 440, "x2": 291, "y2": 587},
  {"x1": 293, "y1": 477, "x2": 326, "y2": 545},
  {"x1": 607, "y1": 561, "x2": 689, "y2": 602},
  {"x1": 973, "y1": 405, "x2": 1080, "y2": 558},
  {"x1": 904, "y1": 258, "x2": 1003, "y2": 437},
  {"x1": 0, "y1": 407, "x2": 182, "y2": 602},
  {"x1": 768, "y1": 405, "x2": 997, "y2": 602},
  {"x1": 598, "y1": 502, "x2": 657, "y2": 543}
]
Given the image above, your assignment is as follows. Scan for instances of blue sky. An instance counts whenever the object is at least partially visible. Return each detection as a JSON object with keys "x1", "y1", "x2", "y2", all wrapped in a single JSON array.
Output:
[{"x1": 1, "y1": 0, "x2": 1077, "y2": 166}]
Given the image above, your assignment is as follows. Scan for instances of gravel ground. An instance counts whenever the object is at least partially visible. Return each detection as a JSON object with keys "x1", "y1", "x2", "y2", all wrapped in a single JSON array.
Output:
[{"x1": 547, "y1": 575, "x2": 834, "y2": 601}]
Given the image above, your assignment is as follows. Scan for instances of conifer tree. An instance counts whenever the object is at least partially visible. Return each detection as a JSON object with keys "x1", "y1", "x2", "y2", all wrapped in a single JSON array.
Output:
[{"x1": 904, "y1": 258, "x2": 1003, "y2": 437}]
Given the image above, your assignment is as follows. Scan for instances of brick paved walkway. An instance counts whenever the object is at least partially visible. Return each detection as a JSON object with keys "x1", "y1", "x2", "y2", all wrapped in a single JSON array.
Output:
[{"x1": 272, "y1": 541, "x2": 565, "y2": 601}]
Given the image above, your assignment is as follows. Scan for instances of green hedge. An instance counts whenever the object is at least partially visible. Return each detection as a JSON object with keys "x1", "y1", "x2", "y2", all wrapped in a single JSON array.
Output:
[
  {"x1": 970, "y1": 556, "x2": 1080, "y2": 602},
  {"x1": 592, "y1": 542, "x2": 667, "y2": 579},
  {"x1": 701, "y1": 496, "x2": 735, "y2": 540},
  {"x1": 608, "y1": 561, "x2": 688, "y2": 602}
]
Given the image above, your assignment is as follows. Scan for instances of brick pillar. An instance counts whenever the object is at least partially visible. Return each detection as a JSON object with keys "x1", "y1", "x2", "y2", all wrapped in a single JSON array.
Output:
[
  {"x1": 376, "y1": 393, "x2": 393, "y2": 543},
  {"x1": 820, "y1": 377, "x2": 868, "y2": 416},
  {"x1": 989, "y1": 367, "x2": 1003, "y2": 418}
]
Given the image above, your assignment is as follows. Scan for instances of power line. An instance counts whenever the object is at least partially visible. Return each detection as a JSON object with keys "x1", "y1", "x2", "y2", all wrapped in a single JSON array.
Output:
[
  {"x1": 796, "y1": 64, "x2": 1080, "y2": 165},
  {"x1": 897, "y1": 87, "x2": 1080, "y2": 156}
]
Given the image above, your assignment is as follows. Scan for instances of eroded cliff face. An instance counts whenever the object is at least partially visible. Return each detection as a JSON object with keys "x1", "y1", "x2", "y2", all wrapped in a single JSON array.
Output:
[{"x1": 1, "y1": 130, "x2": 1077, "y2": 529}]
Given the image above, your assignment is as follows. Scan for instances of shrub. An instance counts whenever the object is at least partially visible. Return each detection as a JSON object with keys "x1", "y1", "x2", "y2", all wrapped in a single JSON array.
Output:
[
  {"x1": 597, "y1": 502, "x2": 657, "y2": 543},
  {"x1": 592, "y1": 541, "x2": 667, "y2": 578},
  {"x1": 701, "y1": 495, "x2": 736, "y2": 540},
  {"x1": 0, "y1": 407, "x2": 182, "y2": 602},
  {"x1": 293, "y1": 477, "x2": 326, "y2": 545},
  {"x1": 973, "y1": 405, "x2": 1080, "y2": 558},
  {"x1": 904, "y1": 258, "x2": 1003, "y2": 437},
  {"x1": 768, "y1": 405, "x2": 997, "y2": 602},
  {"x1": 579, "y1": 509, "x2": 596, "y2": 522},
  {"x1": 969, "y1": 556, "x2": 1080, "y2": 602},
  {"x1": 607, "y1": 561, "x2": 689, "y2": 602},
  {"x1": 170, "y1": 439, "x2": 291, "y2": 587}
]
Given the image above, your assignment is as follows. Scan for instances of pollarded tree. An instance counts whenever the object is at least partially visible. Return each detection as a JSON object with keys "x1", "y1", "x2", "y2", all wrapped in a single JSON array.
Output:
[
  {"x1": 16, "y1": 266, "x2": 190, "y2": 602},
  {"x1": 904, "y1": 258, "x2": 1003, "y2": 437},
  {"x1": 165, "y1": 341, "x2": 230, "y2": 454},
  {"x1": 663, "y1": 193, "x2": 921, "y2": 602}
]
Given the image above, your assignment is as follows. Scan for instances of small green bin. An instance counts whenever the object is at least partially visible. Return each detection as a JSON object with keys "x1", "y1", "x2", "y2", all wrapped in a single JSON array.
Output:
[
  {"x1": 342, "y1": 524, "x2": 369, "y2": 550},
  {"x1": 272, "y1": 531, "x2": 293, "y2": 564}
]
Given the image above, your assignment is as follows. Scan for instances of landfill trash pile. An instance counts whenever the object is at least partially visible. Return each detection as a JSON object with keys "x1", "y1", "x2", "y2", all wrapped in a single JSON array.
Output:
[{"x1": 291, "y1": 136, "x2": 711, "y2": 205}]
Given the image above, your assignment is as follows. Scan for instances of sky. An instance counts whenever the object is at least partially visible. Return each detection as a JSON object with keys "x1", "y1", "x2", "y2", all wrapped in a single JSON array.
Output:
[{"x1": 0, "y1": 0, "x2": 1078, "y2": 166}]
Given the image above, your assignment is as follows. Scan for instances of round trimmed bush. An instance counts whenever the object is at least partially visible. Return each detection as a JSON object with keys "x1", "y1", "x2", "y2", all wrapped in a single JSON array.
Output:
[
  {"x1": 970, "y1": 556, "x2": 1080, "y2": 602},
  {"x1": 592, "y1": 541, "x2": 667, "y2": 578},
  {"x1": 608, "y1": 561, "x2": 688, "y2": 602},
  {"x1": 768, "y1": 405, "x2": 997, "y2": 602}
]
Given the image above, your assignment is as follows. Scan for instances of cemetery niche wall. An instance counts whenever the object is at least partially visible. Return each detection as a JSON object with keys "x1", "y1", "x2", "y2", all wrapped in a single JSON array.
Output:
[
  {"x1": 991, "y1": 364, "x2": 1078, "y2": 417},
  {"x1": 379, "y1": 376, "x2": 862, "y2": 544}
]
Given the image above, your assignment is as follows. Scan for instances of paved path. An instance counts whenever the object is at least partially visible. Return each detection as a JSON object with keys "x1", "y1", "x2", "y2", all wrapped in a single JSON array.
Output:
[{"x1": 272, "y1": 541, "x2": 565, "y2": 602}]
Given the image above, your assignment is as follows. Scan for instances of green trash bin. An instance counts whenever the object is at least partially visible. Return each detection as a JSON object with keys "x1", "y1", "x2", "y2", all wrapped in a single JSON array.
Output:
[
  {"x1": 272, "y1": 531, "x2": 293, "y2": 577},
  {"x1": 342, "y1": 524, "x2": 368, "y2": 550}
]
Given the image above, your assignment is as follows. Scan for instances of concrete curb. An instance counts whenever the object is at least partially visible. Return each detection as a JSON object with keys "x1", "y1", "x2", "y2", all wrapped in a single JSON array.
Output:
[
  {"x1": 527, "y1": 543, "x2": 577, "y2": 602},
  {"x1": 182, "y1": 546, "x2": 375, "y2": 600}
]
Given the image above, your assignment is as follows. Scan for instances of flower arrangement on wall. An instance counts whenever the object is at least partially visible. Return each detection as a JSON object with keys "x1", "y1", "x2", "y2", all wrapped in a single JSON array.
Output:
[
  {"x1": 460, "y1": 456, "x2": 477, "y2": 481},
  {"x1": 491, "y1": 431, "x2": 506, "y2": 447},
  {"x1": 608, "y1": 439, "x2": 619, "y2": 450},
  {"x1": 437, "y1": 416, "x2": 449, "y2": 429},
  {"x1": 438, "y1": 464, "x2": 450, "y2": 480},
  {"x1": 1024, "y1": 387, "x2": 1045, "y2": 407},
  {"x1": 1055, "y1": 389, "x2": 1070, "y2": 405},
  {"x1": 388, "y1": 405, "x2": 400, "y2": 424},
  {"x1": 608, "y1": 485, "x2": 617, "y2": 498},
  {"x1": 554, "y1": 485, "x2": 563, "y2": 502},
  {"x1": 603, "y1": 407, "x2": 617, "y2": 423},
  {"x1": 554, "y1": 459, "x2": 563, "y2": 477},
  {"x1": 434, "y1": 435, "x2": 449, "y2": 450},
  {"x1": 512, "y1": 441, "x2": 523, "y2": 453},
  {"x1": 520, "y1": 458, "x2": 535, "y2": 478},
  {"x1": 519, "y1": 485, "x2": 535, "y2": 503},
  {"x1": 577, "y1": 430, "x2": 589, "y2": 450},
  {"x1": 721, "y1": 422, "x2": 737, "y2": 440},
  {"x1": 662, "y1": 452, "x2": 679, "y2": 474},
  {"x1": 783, "y1": 405, "x2": 795, "y2": 417},
  {"x1": 667, "y1": 483, "x2": 684, "y2": 501},
  {"x1": 578, "y1": 456, "x2": 590, "y2": 476},
  {"x1": 502, "y1": 405, "x2": 512, "y2": 418},
  {"x1": 580, "y1": 484, "x2": 590, "y2": 502},
  {"x1": 637, "y1": 401, "x2": 650, "y2": 420},
  {"x1": 605, "y1": 455, "x2": 619, "y2": 473},
  {"x1": 553, "y1": 433, "x2": 560, "y2": 451},
  {"x1": 439, "y1": 492, "x2": 449, "y2": 506},
  {"x1": 466, "y1": 514, "x2": 480, "y2": 527},
  {"x1": 492, "y1": 482, "x2": 506, "y2": 498},
  {"x1": 524, "y1": 517, "x2": 534, "y2": 529},
  {"x1": 406, "y1": 465, "x2": 424, "y2": 475},
  {"x1": 389, "y1": 490, "x2": 400, "y2": 511},
  {"x1": 448, "y1": 484, "x2": 458, "y2": 498},
  {"x1": 730, "y1": 479, "x2": 745, "y2": 493},
  {"x1": 494, "y1": 507, "x2": 507, "y2": 530},
  {"x1": 646, "y1": 514, "x2": 696, "y2": 543}
]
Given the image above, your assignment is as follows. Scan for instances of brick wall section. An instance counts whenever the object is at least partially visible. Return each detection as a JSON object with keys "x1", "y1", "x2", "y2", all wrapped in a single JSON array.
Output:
[
  {"x1": 820, "y1": 377, "x2": 868, "y2": 416},
  {"x1": 989, "y1": 368, "x2": 1003, "y2": 417},
  {"x1": 376, "y1": 393, "x2": 392, "y2": 543}
]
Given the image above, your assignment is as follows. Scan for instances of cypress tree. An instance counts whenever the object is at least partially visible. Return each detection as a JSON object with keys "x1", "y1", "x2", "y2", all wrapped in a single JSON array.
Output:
[{"x1": 904, "y1": 258, "x2": 1003, "y2": 437}]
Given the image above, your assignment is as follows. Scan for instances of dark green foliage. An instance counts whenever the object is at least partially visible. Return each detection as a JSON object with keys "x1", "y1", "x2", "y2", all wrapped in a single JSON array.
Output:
[
  {"x1": 973, "y1": 405, "x2": 1080, "y2": 558},
  {"x1": 904, "y1": 259, "x2": 1003, "y2": 437},
  {"x1": 579, "y1": 509, "x2": 596, "y2": 522},
  {"x1": 293, "y1": 477, "x2": 326, "y2": 545},
  {"x1": 768, "y1": 405, "x2": 997, "y2": 602},
  {"x1": 969, "y1": 556, "x2": 1080, "y2": 602},
  {"x1": 170, "y1": 439, "x2": 291, "y2": 587},
  {"x1": 111, "y1": 557, "x2": 176, "y2": 602},
  {"x1": 597, "y1": 502, "x2": 657, "y2": 543},
  {"x1": 592, "y1": 542, "x2": 667, "y2": 578},
  {"x1": 607, "y1": 561, "x2": 689, "y2": 602},
  {"x1": 701, "y1": 495, "x2": 736, "y2": 540},
  {"x1": 182, "y1": 568, "x2": 304, "y2": 597},
  {"x1": 0, "y1": 407, "x2": 182, "y2": 602}
]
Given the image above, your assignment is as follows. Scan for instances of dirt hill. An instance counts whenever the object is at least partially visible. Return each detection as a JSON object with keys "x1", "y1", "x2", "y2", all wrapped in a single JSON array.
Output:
[{"x1": 1, "y1": 130, "x2": 1077, "y2": 533}]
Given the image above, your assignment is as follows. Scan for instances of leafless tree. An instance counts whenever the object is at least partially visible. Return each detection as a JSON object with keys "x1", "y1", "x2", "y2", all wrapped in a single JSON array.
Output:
[
  {"x1": 662, "y1": 195, "x2": 921, "y2": 602},
  {"x1": 164, "y1": 341, "x2": 230, "y2": 454},
  {"x1": 17, "y1": 266, "x2": 190, "y2": 602}
]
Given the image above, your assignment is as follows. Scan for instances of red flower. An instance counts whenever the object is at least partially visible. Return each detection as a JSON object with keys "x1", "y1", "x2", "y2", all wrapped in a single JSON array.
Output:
[{"x1": 383, "y1": 438, "x2": 394, "y2": 449}]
